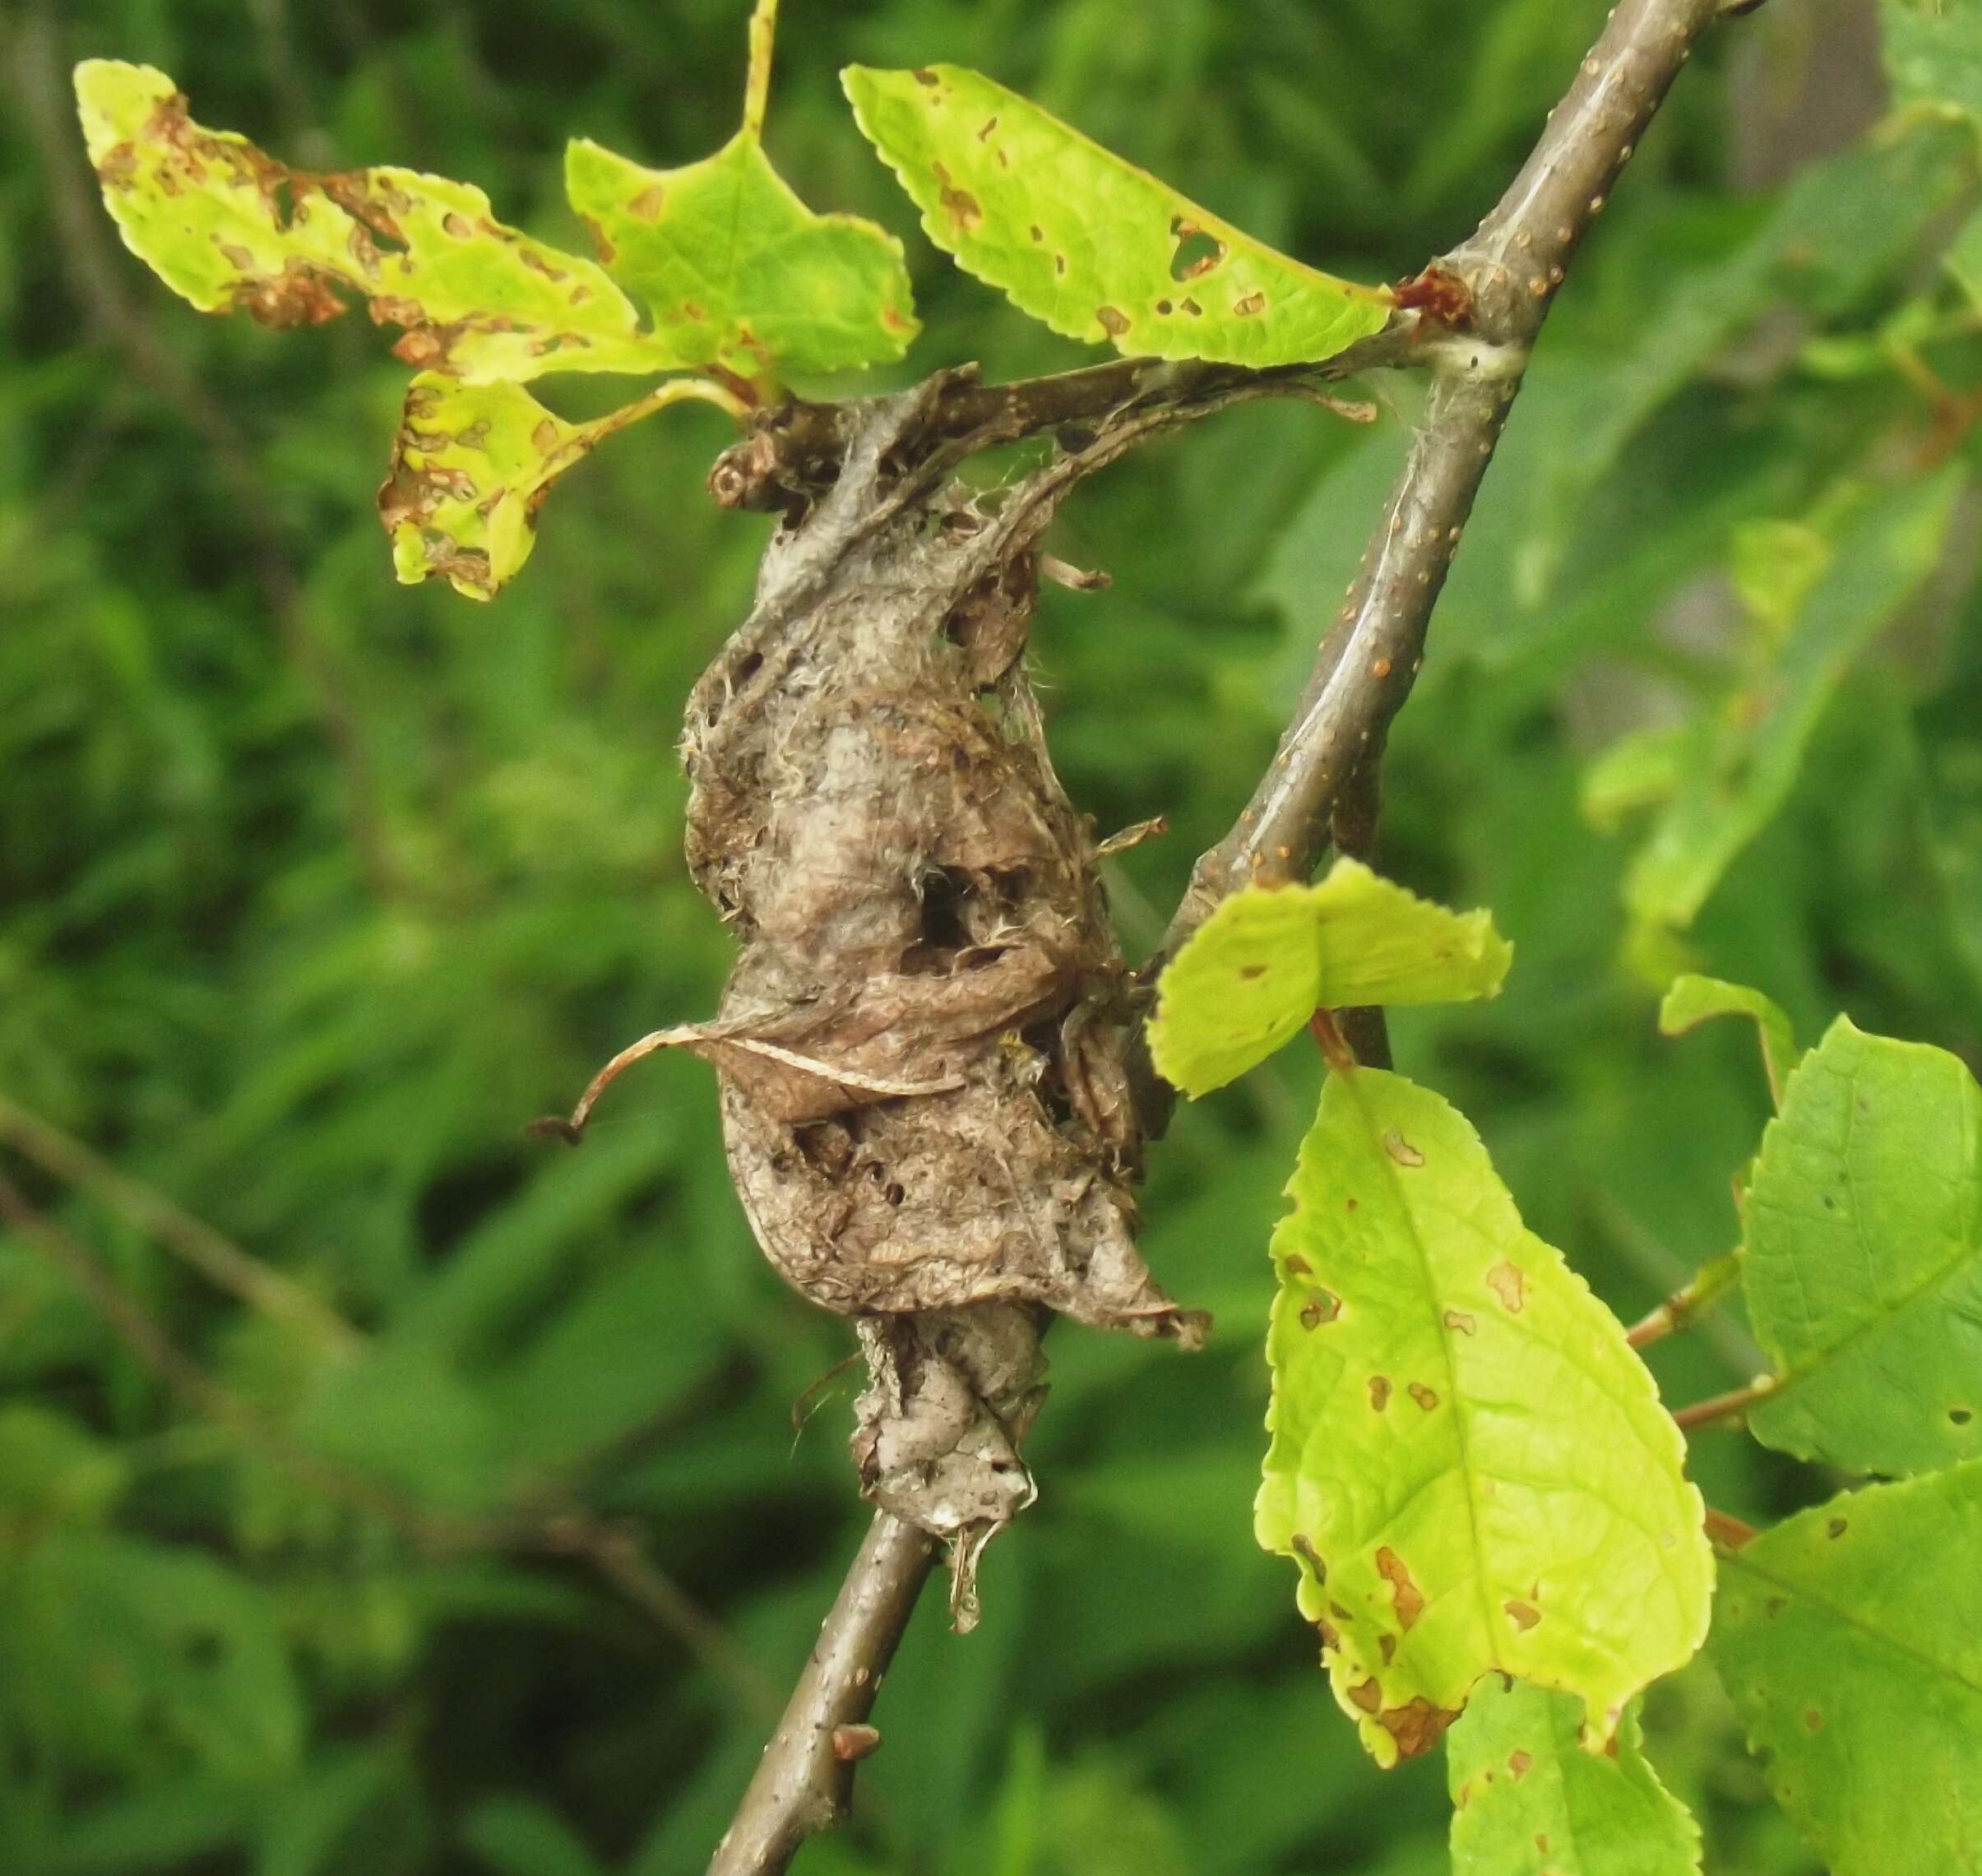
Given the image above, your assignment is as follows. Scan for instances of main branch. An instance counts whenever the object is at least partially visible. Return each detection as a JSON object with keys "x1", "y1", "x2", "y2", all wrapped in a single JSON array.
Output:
[
  {"x1": 1168, "y1": 0, "x2": 1728, "y2": 948},
  {"x1": 713, "y1": 2, "x2": 1740, "y2": 1868},
  {"x1": 709, "y1": 1512, "x2": 936, "y2": 1875}
]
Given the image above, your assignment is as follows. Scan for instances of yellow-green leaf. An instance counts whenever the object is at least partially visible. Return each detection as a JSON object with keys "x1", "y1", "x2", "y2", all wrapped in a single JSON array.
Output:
[
  {"x1": 378, "y1": 375, "x2": 737, "y2": 600},
  {"x1": 1448, "y1": 1681, "x2": 1702, "y2": 1876},
  {"x1": 1257, "y1": 1068, "x2": 1712, "y2": 1767},
  {"x1": 1149, "y1": 859, "x2": 1512, "y2": 1097},
  {"x1": 843, "y1": 64, "x2": 1392, "y2": 367},
  {"x1": 75, "y1": 59, "x2": 675, "y2": 383},
  {"x1": 564, "y1": 133, "x2": 918, "y2": 385}
]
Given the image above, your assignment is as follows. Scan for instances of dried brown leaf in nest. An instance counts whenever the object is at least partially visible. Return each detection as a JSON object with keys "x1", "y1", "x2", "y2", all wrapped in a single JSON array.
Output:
[{"x1": 552, "y1": 379, "x2": 1206, "y2": 1608}]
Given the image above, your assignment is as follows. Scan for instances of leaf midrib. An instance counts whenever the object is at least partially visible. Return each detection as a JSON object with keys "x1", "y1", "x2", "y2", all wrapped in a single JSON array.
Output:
[{"x1": 1342, "y1": 1068, "x2": 1501, "y2": 1670}]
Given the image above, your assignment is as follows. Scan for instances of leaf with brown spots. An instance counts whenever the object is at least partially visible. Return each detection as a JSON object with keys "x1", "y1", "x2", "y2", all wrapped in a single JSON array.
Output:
[
  {"x1": 563, "y1": 132, "x2": 917, "y2": 385},
  {"x1": 1448, "y1": 1679, "x2": 1700, "y2": 1875},
  {"x1": 1711, "y1": 1462, "x2": 1982, "y2": 1876},
  {"x1": 379, "y1": 374, "x2": 740, "y2": 600},
  {"x1": 1257, "y1": 1068, "x2": 1711, "y2": 1766},
  {"x1": 558, "y1": 0, "x2": 912, "y2": 385},
  {"x1": 76, "y1": 61, "x2": 678, "y2": 384},
  {"x1": 843, "y1": 64, "x2": 1392, "y2": 367},
  {"x1": 1149, "y1": 858, "x2": 1512, "y2": 1097}
]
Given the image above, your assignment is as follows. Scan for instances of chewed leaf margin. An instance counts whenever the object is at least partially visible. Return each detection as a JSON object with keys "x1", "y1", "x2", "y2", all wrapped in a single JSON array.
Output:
[
  {"x1": 843, "y1": 63, "x2": 1393, "y2": 367},
  {"x1": 378, "y1": 375, "x2": 744, "y2": 600},
  {"x1": 75, "y1": 1, "x2": 921, "y2": 600},
  {"x1": 76, "y1": 58, "x2": 681, "y2": 385}
]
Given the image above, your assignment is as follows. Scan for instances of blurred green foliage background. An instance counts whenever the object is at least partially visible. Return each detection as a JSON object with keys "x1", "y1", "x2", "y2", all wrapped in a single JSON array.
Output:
[{"x1": 2, "y1": 0, "x2": 1977, "y2": 1870}]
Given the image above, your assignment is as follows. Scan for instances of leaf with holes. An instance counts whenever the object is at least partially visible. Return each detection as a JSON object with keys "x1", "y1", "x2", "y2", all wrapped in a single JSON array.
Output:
[
  {"x1": 843, "y1": 64, "x2": 1392, "y2": 367},
  {"x1": 1448, "y1": 1679, "x2": 1701, "y2": 1876},
  {"x1": 1659, "y1": 974, "x2": 1799, "y2": 1109},
  {"x1": 377, "y1": 375, "x2": 734, "y2": 600},
  {"x1": 1148, "y1": 859, "x2": 1511, "y2": 1097},
  {"x1": 1740, "y1": 1016, "x2": 1982, "y2": 1477},
  {"x1": 564, "y1": 133, "x2": 917, "y2": 386},
  {"x1": 75, "y1": 60, "x2": 678, "y2": 384},
  {"x1": 1257, "y1": 1068, "x2": 1711, "y2": 1767},
  {"x1": 1712, "y1": 1463, "x2": 1982, "y2": 1876}
]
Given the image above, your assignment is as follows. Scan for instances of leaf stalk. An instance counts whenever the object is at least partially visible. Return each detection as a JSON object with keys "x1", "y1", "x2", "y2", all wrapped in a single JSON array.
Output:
[
  {"x1": 743, "y1": 0, "x2": 780, "y2": 141},
  {"x1": 1627, "y1": 1248, "x2": 1744, "y2": 1350},
  {"x1": 1672, "y1": 1374, "x2": 1779, "y2": 1434}
]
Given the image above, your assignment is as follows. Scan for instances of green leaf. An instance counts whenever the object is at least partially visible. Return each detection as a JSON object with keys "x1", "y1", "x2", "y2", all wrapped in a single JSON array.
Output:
[
  {"x1": 1616, "y1": 470, "x2": 1962, "y2": 933},
  {"x1": 1883, "y1": 0, "x2": 1982, "y2": 123},
  {"x1": 31, "y1": 1772, "x2": 262, "y2": 1872},
  {"x1": 1580, "y1": 724, "x2": 1687, "y2": 830},
  {"x1": 1945, "y1": 203, "x2": 1982, "y2": 313},
  {"x1": 1658, "y1": 974, "x2": 1799, "y2": 1109},
  {"x1": 2, "y1": 1531, "x2": 305, "y2": 1782},
  {"x1": 1257, "y1": 1068, "x2": 1712, "y2": 1767},
  {"x1": 1712, "y1": 1463, "x2": 1982, "y2": 1876},
  {"x1": 1447, "y1": 1680, "x2": 1702, "y2": 1876},
  {"x1": 1741, "y1": 1016, "x2": 1982, "y2": 1477},
  {"x1": 1559, "y1": 126, "x2": 1975, "y2": 511},
  {"x1": 563, "y1": 133, "x2": 918, "y2": 384},
  {"x1": 460, "y1": 1795, "x2": 608, "y2": 1876},
  {"x1": 291, "y1": 1340, "x2": 509, "y2": 1517},
  {"x1": 1729, "y1": 517, "x2": 1834, "y2": 635},
  {"x1": 1149, "y1": 859, "x2": 1512, "y2": 1097},
  {"x1": 378, "y1": 374, "x2": 736, "y2": 600},
  {"x1": 842, "y1": 64, "x2": 1392, "y2": 367},
  {"x1": 0, "y1": 1401, "x2": 128, "y2": 1528},
  {"x1": 75, "y1": 61, "x2": 676, "y2": 384},
  {"x1": 257, "y1": 1744, "x2": 409, "y2": 1876}
]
